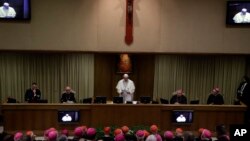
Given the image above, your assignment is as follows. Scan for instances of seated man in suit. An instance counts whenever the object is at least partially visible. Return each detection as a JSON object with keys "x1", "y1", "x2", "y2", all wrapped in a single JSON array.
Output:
[
  {"x1": 60, "y1": 86, "x2": 76, "y2": 103},
  {"x1": 25, "y1": 82, "x2": 41, "y2": 102},
  {"x1": 170, "y1": 89, "x2": 187, "y2": 104},
  {"x1": 207, "y1": 87, "x2": 224, "y2": 105}
]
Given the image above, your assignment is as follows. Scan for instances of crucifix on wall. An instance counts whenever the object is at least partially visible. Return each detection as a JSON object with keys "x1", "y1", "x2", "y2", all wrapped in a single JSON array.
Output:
[{"x1": 125, "y1": 0, "x2": 134, "y2": 45}]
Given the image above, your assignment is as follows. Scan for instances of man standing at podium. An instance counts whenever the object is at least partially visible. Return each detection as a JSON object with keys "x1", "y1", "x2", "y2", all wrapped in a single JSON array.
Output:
[
  {"x1": 25, "y1": 82, "x2": 41, "y2": 102},
  {"x1": 116, "y1": 74, "x2": 135, "y2": 103}
]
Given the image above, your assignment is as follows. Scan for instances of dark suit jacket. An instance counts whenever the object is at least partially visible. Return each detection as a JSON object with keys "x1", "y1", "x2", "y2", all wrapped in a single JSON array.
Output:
[
  {"x1": 170, "y1": 95, "x2": 187, "y2": 104},
  {"x1": 207, "y1": 94, "x2": 224, "y2": 105},
  {"x1": 60, "y1": 93, "x2": 76, "y2": 103},
  {"x1": 25, "y1": 88, "x2": 41, "y2": 101},
  {"x1": 101, "y1": 136, "x2": 114, "y2": 141},
  {"x1": 237, "y1": 82, "x2": 250, "y2": 106}
]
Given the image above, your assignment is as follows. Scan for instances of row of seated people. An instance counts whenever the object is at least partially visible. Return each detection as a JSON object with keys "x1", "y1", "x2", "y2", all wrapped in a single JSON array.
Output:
[
  {"x1": 8, "y1": 82, "x2": 224, "y2": 105},
  {"x1": 0, "y1": 124, "x2": 230, "y2": 141},
  {"x1": 8, "y1": 75, "x2": 250, "y2": 105}
]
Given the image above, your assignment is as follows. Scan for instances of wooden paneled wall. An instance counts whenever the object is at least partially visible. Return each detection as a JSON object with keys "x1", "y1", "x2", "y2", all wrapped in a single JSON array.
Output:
[
  {"x1": 1, "y1": 104, "x2": 247, "y2": 134},
  {"x1": 94, "y1": 54, "x2": 155, "y2": 100}
]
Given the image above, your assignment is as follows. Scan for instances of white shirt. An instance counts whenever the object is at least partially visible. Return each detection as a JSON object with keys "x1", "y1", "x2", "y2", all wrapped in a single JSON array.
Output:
[
  {"x1": 0, "y1": 6, "x2": 16, "y2": 18},
  {"x1": 116, "y1": 79, "x2": 135, "y2": 102},
  {"x1": 233, "y1": 12, "x2": 250, "y2": 23}
]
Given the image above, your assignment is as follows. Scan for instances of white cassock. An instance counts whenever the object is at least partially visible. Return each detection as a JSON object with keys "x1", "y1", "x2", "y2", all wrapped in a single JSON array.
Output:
[
  {"x1": 116, "y1": 79, "x2": 135, "y2": 102},
  {"x1": 176, "y1": 115, "x2": 186, "y2": 122},
  {"x1": 62, "y1": 114, "x2": 72, "y2": 122},
  {"x1": 233, "y1": 12, "x2": 250, "y2": 23},
  {"x1": 0, "y1": 7, "x2": 16, "y2": 18}
]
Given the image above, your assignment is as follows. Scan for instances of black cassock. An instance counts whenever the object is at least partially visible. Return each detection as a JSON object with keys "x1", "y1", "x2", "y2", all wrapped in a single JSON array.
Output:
[
  {"x1": 237, "y1": 82, "x2": 250, "y2": 106},
  {"x1": 60, "y1": 93, "x2": 76, "y2": 103},
  {"x1": 207, "y1": 94, "x2": 224, "y2": 105},
  {"x1": 170, "y1": 95, "x2": 187, "y2": 104}
]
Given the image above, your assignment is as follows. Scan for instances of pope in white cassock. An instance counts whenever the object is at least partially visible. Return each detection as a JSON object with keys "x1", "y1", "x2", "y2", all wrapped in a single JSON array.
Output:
[
  {"x1": 62, "y1": 114, "x2": 72, "y2": 122},
  {"x1": 0, "y1": 2, "x2": 16, "y2": 18},
  {"x1": 116, "y1": 74, "x2": 135, "y2": 103},
  {"x1": 176, "y1": 114, "x2": 186, "y2": 122},
  {"x1": 233, "y1": 8, "x2": 250, "y2": 23}
]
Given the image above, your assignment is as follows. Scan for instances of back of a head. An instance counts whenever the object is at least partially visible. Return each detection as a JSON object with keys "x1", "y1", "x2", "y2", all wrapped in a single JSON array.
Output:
[
  {"x1": 136, "y1": 130, "x2": 145, "y2": 141},
  {"x1": 174, "y1": 136, "x2": 183, "y2": 141},
  {"x1": 217, "y1": 135, "x2": 230, "y2": 141},
  {"x1": 155, "y1": 134, "x2": 162, "y2": 141},
  {"x1": 146, "y1": 135, "x2": 157, "y2": 141},
  {"x1": 121, "y1": 126, "x2": 129, "y2": 134},
  {"x1": 114, "y1": 128, "x2": 123, "y2": 136},
  {"x1": 102, "y1": 136, "x2": 114, "y2": 141},
  {"x1": 175, "y1": 128, "x2": 183, "y2": 136},
  {"x1": 164, "y1": 131, "x2": 174, "y2": 141},
  {"x1": 57, "y1": 135, "x2": 68, "y2": 141},
  {"x1": 48, "y1": 130, "x2": 58, "y2": 141},
  {"x1": 150, "y1": 125, "x2": 158, "y2": 134},
  {"x1": 3, "y1": 134, "x2": 14, "y2": 141},
  {"x1": 74, "y1": 127, "x2": 83, "y2": 138},
  {"x1": 200, "y1": 129, "x2": 212, "y2": 141},
  {"x1": 216, "y1": 125, "x2": 227, "y2": 137},
  {"x1": 125, "y1": 134, "x2": 136, "y2": 141},
  {"x1": 86, "y1": 127, "x2": 96, "y2": 140},
  {"x1": 14, "y1": 132, "x2": 23, "y2": 141},
  {"x1": 103, "y1": 127, "x2": 111, "y2": 136},
  {"x1": 244, "y1": 75, "x2": 250, "y2": 83},
  {"x1": 61, "y1": 129, "x2": 69, "y2": 137},
  {"x1": 22, "y1": 135, "x2": 32, "y2": 141},
  {"x1": 183, "y1": 131, "x2": 194, "y2": 141},
  {"x1": 114, "y1": 134, "x2": 125, "y2": 141}
]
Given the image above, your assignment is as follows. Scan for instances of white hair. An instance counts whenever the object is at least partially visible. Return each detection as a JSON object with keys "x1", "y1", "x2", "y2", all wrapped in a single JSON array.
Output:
[
  {"x1": 145, "y1": 135, "x2": 157, "y2": 141},
  {"x1": 123, "y1": 74, "x2": 129, "y2": 78}
]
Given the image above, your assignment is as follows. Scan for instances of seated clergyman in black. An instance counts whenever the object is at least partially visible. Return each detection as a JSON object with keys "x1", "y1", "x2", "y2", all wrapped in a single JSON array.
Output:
[
  {"x1": 60, "y1": 86, "x2": 76, "y2": 103},
  {"x1": 170, "y1": 89, "x2": 187, "y2": 104},
  {"x1": 207, "y1": 87, "x2": 224, "y2": 105},
  {"x1": 25, "y1": 82, "x2": 41, "y2": 102}
]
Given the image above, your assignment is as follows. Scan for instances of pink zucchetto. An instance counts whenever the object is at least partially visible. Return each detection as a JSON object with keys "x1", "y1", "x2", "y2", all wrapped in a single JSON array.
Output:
[
  {"x1": 14, "y1": 132, "x2": 23, "y2": 141},
  {"x1": 61, "y1": 128, "x2": 69, "y2": 137},
  {"x1": 201, "y1": 129, "x2": 212, "y2": 140},
  {"x1": 48, "y1": 130, "x2": 58, "y2": 141},
  {"x1": 87, "y1": 127, "x2": 96, "y2": 137},
  {"x1": 164, "y1": 131, "x2": 174, "y2": 140},
  {"x1": 114, "y1": 134, "x2": 125, "y2": 141},
  {"x1": 74, "y1": 127, "x2": 83, "y2": 137},
  {"x1": 136, "y1": 130, "x2": 145, "y2": 140}
]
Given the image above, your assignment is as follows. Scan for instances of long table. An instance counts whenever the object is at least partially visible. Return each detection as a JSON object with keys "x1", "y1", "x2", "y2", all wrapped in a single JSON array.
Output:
[{"x1": 1, "y1": 103, "x2": 247, "y2": 134}]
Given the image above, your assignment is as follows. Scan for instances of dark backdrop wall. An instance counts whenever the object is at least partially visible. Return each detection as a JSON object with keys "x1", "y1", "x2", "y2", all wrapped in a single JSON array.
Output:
[
  {"x1": 94, "y1": 54, "x2": 155, "y2": 100},
  {"x1": 247, "y1": 56, "x2": 250, "y2": 77}
]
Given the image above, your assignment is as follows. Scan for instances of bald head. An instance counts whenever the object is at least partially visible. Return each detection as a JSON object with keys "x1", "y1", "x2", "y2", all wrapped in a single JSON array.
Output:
[
  {"x1": 65, "y1": 86, "x2": 71, "y2": 94},
  {"x1": 242, "y1": 8, "x2": 248, "y2": 15},
  {"x1": 123, "y1": 74, "x2": 129, "y2": 81},
  {"x1": 123, "y1": 74, "x2": 129, "y2": 78},
  {"x1": 176, "y1": 89, "x2": 183, "y2": 97}
]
